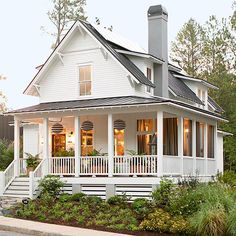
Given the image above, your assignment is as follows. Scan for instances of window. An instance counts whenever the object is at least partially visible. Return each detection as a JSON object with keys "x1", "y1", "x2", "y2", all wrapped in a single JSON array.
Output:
[
  {"x1": 114, "y1": 129, "x2": 125, "y2": 156},
  {"x1": 163, "y1": 118, "x2": 178, "y2": 156},
  {"x1": 183, "y1": 118, "x2": 192, "y2": 156},
  {"x1": 208, "y1": 125, "x2": 215, "y2": 158},
  {"x1": 196, "y1": 122, "x2": 204, "y2": 157},
  {"x1": 79, "y1": 65, "x2": 92, "y2": 96},
  {"x1": 137, "y1": 119, "x2": 157, "y2": 155},
  {"x1": 146, "y1": 68, "x2": 152, "y2": 93},
  {"x1": 81, "y1": 121, "x2": 94, "y2": 156}
]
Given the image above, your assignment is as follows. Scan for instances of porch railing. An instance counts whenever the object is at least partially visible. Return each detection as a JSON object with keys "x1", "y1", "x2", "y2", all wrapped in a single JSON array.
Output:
[
  {"x1": 19, "y1": 158, "x2": 27, "y2": 176},
  {"x1": 114, "y1": 155, "x2": 158, "y2": 176},
  {"x1": 3, "y1": 160, "x2": 16, "y2": 191},
  {"x1": 80, "y1": 156, "x2": 108, "y2": 176},
  {"x1": 49, "y1": 157, "x2": 75, "y2": 175}
]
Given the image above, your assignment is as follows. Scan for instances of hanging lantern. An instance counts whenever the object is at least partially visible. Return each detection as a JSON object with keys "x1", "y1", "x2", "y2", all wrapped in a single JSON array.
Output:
[
  {"x1": 114, "y1": 119, "x2": 126, "y2": 130},
  {"x1": 81, "y1": 121, "x2": 93, "y2": 131},
  {"x1": 51, "y1": 123, "x2": 64, "y2": 134}
]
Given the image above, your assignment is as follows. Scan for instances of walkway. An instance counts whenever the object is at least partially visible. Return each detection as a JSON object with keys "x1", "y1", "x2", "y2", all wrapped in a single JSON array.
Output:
[{"x1": 0, "y1": 216, "x2": 131, "y2": 236}]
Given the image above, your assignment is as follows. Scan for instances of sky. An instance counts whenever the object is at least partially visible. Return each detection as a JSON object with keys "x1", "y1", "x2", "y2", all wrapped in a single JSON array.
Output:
[{"x1": 0, "y1": 0, "x2": 234, "y2": 109}]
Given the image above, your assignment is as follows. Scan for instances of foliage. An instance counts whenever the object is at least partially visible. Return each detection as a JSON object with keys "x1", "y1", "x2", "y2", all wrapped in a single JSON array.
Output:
[
  {"x1": 131, "y1": 198, "x2": 153, "y2": 219},
  {"x1": 87, "y1": 149, "x2": 106, "y2": 156},
  {"x1": 107, "y1": 195, "x2": 129, "y2": 207},
  {"x1": 38, "y1": 175, "x2": 64, "y2": 197},
  {"x1": 0, "y1": 139, "x2": 14, "y2": 170},
  {"x1": 217, "y1": 170, "x2": 236, "y2": 187},
  {"x1": 140, "y1": 208, "x2": 189, "y2": 234},
  {"x1": 152, "y1": 179, "x2": 174, "y2": 207},
  {"x1": 25, "y1": 153, "x2": 40, "y2": 169},
  {"x1": 54, "y1": 148, "x2": 74, "y2": 157},
  {"x1": 190, "y1": 204, "x2": 227, "y2": 236},
  {"x1": 42, "y1": 0, "x2": 87, "y2": 48},
  {"x1": 171, "y1": 10, "x2": 236, "y2": 171},
  {"x1": 227, "y1": 206, "x2": 236, "y2": 235},
  {"x1": 0, "y1": 74, "x2": 7, "y2": 112}
]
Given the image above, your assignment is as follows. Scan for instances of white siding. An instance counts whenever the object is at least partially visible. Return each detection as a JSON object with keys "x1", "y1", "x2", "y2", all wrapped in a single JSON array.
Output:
[
  {"x1": 217, "y1": 133, "x2": 224, "y2": 173},
  {"x1": 23, "y1": 124, "x2": 39, "y2": 158},
  {"x1": 39, "y1": 30, "x2": 136, "y2": 103}
]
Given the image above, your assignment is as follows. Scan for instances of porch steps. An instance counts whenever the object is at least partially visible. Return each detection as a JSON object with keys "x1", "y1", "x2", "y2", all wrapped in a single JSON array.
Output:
[{"x1": 4, "y1": 177, "x2": 30, "y2": 198}]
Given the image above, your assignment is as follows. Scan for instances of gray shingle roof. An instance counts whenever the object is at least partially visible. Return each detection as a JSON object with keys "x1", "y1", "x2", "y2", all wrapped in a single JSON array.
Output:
[
  {"x1": 80, "y1": 21, "x2": 155, "y2": 88},
  {"x1": 169, "y1": 71, "x2": 203, "y2": 105},
  {"x1": 208, "y1": 96, "x2": 224, "y2": 113},
  {"x1": 9, "y1": 96, "x2": 165, "y2": 114}
]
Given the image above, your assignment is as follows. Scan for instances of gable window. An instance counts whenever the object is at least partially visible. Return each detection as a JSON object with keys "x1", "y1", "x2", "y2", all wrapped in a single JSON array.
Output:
[
  {"x1": 79, "y1": 65, "x2": 92, "y2": 96},
  {"x1": 137, "y1": 119, "x2": 157, "y2": 155},
  {"x1": 183, "y1": 118, "x2": 192, "y2": 156},
  {"x1": 196, "y1": 122, "x2": 204, "y2": 157},
  {"x1": 208, "y1": 125, "x2": 215, "y2": 158},
  {"x1": 146, "y1": 68, "x2": 152, "y2": 93}
]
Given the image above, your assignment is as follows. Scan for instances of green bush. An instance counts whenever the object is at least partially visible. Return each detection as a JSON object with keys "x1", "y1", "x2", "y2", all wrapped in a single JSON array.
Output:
[
  {"x1": 152, "y1": 179, "x2": 174, "y2": 207},
  {"x1": 217, "y1": 170, "x2": 236, "y2": 187},
  {"x1": 131, "y1": 198, "x2": 153, "y2": 219},
  {"x1": 227, "y1": 206, "x2": 236, "y2": 236},
  {"x1": 140, "y1": 208, "x2": 188, "y2": 234},
  {"x1": 25, "y1": 153, "x2": 40, "y2": 169},
  {"x1": 107, "y1": 195, "x2": 128, "y2": 207},
  {"x1": 190, "y1": 204, "x2": 227, "y2": 236},
  {"x1": 70, "y1": 193, "x2": 86, "y2": 202},
  {"x1": 38, "y1": 175, "x2": 64, "y2": 198},
  {"x1": 0, "y1": 139, "x2": 14, "y2": 170}
]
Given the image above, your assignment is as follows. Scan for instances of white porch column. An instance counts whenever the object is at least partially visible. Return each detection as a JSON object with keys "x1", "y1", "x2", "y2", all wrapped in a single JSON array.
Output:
[
  {"x1": 214, "y1": 123, "x2": 218, "y2": 175},
  {"x1": 178, "y1": 116, "x2": 184, "y2": 176},
  {"x1": 108, "y1": 113, "x2": 114, "y2": 177},
  {"x1": 192, "y1": 120, "x2": 197, "y2": 175},
  {"x1": 157, "y1": 111, "x2": 163, "y2": 177},
  {"x1": 204, "y1": 123, "x2": 208, "y2": 177},
  {"x1": 74, "y1": 116, "x2": 81, "y2": 177},
  {"x1": 42, "y1": 117, "x2": 49, "y2": 176},
  {"x1": 14, "y1": 117, "x2": 20, "y2": 177}
]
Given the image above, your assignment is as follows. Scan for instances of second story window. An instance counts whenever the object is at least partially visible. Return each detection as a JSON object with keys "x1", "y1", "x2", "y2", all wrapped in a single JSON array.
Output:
[
  {"x1": 79, "y1": 65, "x2": 92, "y2": 96},
  {"x1": 146, "y1": 68, "x2": 152, "y2": 93}
]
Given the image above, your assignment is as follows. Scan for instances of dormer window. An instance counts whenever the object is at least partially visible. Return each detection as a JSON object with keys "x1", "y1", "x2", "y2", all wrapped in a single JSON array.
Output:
[
  {"x1": 197, "y1": 89, "x2": 206, "y2": 108},
  {"x1": 79, "y1": 65, "x2": 92, "y2": 96},
  {"x1": 146, "y1": 68, "x2": 152, "y2": 93}
]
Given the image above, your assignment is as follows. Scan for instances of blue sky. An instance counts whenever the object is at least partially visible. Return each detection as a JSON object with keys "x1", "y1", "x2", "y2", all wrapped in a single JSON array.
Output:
[{"x1": 0, "y1": 0, "x2": 234, "y2": 109}]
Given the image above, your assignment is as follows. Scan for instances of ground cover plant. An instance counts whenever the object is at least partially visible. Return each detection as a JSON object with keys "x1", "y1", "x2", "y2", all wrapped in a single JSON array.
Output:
[{"x1": 10, "y1": 174, "x2": 236, "y2": 236}]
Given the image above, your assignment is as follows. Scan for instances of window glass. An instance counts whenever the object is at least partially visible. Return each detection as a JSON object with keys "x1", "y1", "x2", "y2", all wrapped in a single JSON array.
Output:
[
  {"x1": 137, "y1": 119, "x2": 157, "y2": 155},
  {"x1": 208, "y1": 125, "x2": 215, "y2": 158},
  {"x1": 79, "y1": 65, "x2": 91, "y2": 96},
  {"x1": 114, "y1": 129, "x2": 125, "y2": 156},
  {"x1": 183, "y1": 118, "x2": 192, "y2": 156},
  {"x1": 81, "y1": 129, "x2": 93, "y2": 156},
  {"x1": 163, "y1": 118, "x2": 178, "y2": 156},
  {"x1": 196, "y1": 122, "x2": 204, "y2": 157}
]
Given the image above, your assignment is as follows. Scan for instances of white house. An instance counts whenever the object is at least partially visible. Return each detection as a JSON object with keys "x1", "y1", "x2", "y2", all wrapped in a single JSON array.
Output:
[{"x1": 1, "y1": 5, "x2": 228, "y2": 199}]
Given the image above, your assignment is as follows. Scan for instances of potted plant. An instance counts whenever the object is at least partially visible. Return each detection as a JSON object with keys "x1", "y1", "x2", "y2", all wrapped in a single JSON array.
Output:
[{"x1": 25, "y1": 153, "x2": 40, "y2": 175}]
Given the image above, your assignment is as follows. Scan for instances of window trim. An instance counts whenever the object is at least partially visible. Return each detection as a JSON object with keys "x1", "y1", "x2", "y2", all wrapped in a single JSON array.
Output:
[
  {"x1": 146, "y1": 67, "x2": 153, "y2": 94},
  {"x1": 78, "y1": 63, "x2": 93, "y2": 98}
]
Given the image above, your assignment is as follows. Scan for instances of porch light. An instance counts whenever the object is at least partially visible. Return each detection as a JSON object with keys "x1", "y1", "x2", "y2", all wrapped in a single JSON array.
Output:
[
  {"x1": 81, "y1": 121, "x2": 93, "y2": 131},
  {"x1": 51, "y1": 123, "x2": 64, "y2": 134},
  {"x1": 114, "y1": 119, "x2": 126, "y2": 130}
]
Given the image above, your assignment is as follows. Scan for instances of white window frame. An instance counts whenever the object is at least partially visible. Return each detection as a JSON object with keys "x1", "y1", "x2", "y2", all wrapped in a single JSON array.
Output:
[
  {"x1": 78, "y1": 63, "x2": 93, "y2": 98},
  {"x1": 146, "y1": 67, "x2": 153, "y2": 95}
]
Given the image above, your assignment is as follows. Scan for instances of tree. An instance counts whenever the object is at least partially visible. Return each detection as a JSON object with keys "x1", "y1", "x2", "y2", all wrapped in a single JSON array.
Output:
[
  {"x1": 43, "y1": 0, "x2": 87, "y2": 48},
  {"x1": 95, "y1": 17, "x2": 113, "y2": 32},
  {"x1": 0, "y1": 75, "x2": 7, "y2": 113},
  {"x1": 171, "y1": 13, "x2": 236, "y2": 171},
  {"x1": 170, "y1": 19, "x2": 206, "y2": 77}
]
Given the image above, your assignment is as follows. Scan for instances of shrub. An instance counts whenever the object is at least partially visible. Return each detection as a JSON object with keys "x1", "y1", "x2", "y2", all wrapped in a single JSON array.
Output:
[
  {"x1": 25, "y1": 153, "x2": 40, "y2": 169},
  {"x1": 58, "y1": 193, "x2": 72, "y2": 202},
  {"x1": 140, "y1": 208, "x2": 188, "y2": 234},
  {"x1": 107, "y1": 195, "x2": 128, "y2": 207},
  {"x1": 152, "y1": 179, "x2": 174, "y2": 207},
  {"x1": 38, "y1": 175, "x2": 64, "y2": 198},
  {"x1": 0, "y1": 139, "x2": 14, "y2": 170},
  {"x1": 217, "y1": 170, "x2": 236, "y2": 188},
  {"x1": 190, "y1": 204, "x2": 227, "y2": 236},
  {"x1": 227, "y1": 206, "x2": 236, "y2": 236},
  {"x1": 131, "y1": 198, "x2": 153, "y2": 219},
  {"x1": 70, "y1": 192, "x2": 86, "y2": 202}
]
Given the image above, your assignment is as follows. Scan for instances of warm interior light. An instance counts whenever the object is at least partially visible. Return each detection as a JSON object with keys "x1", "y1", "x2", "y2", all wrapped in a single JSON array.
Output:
[{"x1": 185, "y1": 128, "x2": 189, "y2": 133}]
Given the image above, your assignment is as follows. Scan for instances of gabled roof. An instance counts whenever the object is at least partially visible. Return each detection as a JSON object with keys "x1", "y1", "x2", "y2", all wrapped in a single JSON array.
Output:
[
  {"x1": 169, "y1": 71, "x2": 203, "y2": 105},
  {"x1": 80, "y1": 21, "x2": 155, "y2": 88}
]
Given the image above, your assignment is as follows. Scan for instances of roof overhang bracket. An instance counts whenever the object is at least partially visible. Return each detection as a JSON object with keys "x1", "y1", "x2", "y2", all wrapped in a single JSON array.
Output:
[
  {"x1": 127, "y1": 75, "x2": 136, "y2": 87},
  {"x1": 33, "y1": 84, "x2": 41, "y2": 96},
  {"x1": 57, "y1": 52, "x2": 64, "y2": 65},
  {"x1": 100, "y1": 47, "x2": 108, "y2": 60}
]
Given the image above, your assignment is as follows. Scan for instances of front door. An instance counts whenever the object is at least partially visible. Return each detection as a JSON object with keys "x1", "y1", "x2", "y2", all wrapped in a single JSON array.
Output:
[{"x1": 52, "y1": 134, "x2": 66, "y2": 157}]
